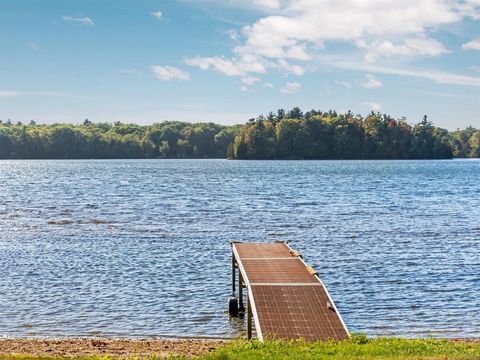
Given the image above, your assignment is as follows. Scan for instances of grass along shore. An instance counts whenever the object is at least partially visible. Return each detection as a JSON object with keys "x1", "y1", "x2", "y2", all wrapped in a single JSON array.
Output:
[
  {"x1": 1, "y1": 337, "x2": 480, "y2": 359},
  {"x1": 206, "y1": 338, "x2": 480, "y2": 360}
]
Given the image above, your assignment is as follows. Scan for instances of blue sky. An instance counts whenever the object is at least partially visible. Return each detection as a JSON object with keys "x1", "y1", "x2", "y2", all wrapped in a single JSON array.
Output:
[{"x1": 0, "y1": 0, "x2": 479, "y2": 130}]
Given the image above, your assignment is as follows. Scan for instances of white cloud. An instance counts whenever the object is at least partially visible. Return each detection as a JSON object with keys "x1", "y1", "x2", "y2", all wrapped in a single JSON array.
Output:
[
  {"x1": 275, "y1": 59, "x2": 305, "y2": 75},
  {"x1": 62, "y1": 16, "x2": 94, "y2": 26},
  {"x1": 0, "y1": 90, "x2": 22, "y2": 97},
  {"x1": 462, "y1": 39, "x2": 480, "y2": 50},
  {"x1": 32, "y1": 91, "x2": 98, "y2": 99},
  {"x1": 471, "y1": 65, "x2": 480, "y2": 72},
  {"x1": 236, "y1": 54, "x2": 268, "y2": 73},
  {"x1": 458, "y1": 0, "x2": 480, "y2": 20},
  {"x1": 362, "y1": 74, "x2": 383, "y2": 89},
  {"x1": 362, "y1": 101, "x2": 382, "y2": 112},
  {"x1": 337, "y1": 80, "x2": 352, "y2": 89},
  {"x1": 185, "y1": 54, "x2": 307, "y2": 77},
  {"x1": 359, "y1": 37, "x2": 450, "y2": 62},
  {"x1": 151, "y1": 11, "x2": 163, "y2": 20},
  {"x1": 241, "y1": 76, "x2": 260, "y2": 85},
  {"x1": 334, "y1": 60, "x2": 480, "y2": 87},
  {"x1": 184, "y1": 56, "x2": 245, "y2": 76},
  {"x1": 151, "y1": 65, "x2": 190, "y2": 81},
  {"x1": 0, "y1": 90, "x2": 97, "y2": 99},
  {"x1": 226, "y1": 29, "x2": 240, "y2": 41},
  {"x1": 31, "y1": 91, "x2": 70, "y2": 97},
  {"x1": 229, "y1": 0, "x2": 461, "y2": 64},
  {"x1": 180, "y1": 0, "x2": 474, "y2": 85},
  {"x1": 184, "y1": 55, "x2": 268, "y2": 76},
  {"x1": 415, "y1": 90, "x2": 469, "y2": 98},
  {"x1": 253, "y1": 0, "x2": 281, "y2": 9},
  {"x1": 240, "y1": 85, "x2": 250, "y2": 92},
  {"x1": 280, "y1": 81, "x2": 301, "y2": 94},
  {"x1": 264, "y1": 82, "x2": 274, "y2": 87}
]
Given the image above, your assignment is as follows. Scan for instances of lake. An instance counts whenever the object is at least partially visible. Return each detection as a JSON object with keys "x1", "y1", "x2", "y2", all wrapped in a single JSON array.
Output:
[{"x1": 0, "y1": 159, "x2": 479, "y2": 338}]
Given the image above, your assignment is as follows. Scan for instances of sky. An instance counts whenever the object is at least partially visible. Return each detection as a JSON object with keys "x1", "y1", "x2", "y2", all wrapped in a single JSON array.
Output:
[{"x1": 0, "y1": 0, "x2": 479, "y2": 130}]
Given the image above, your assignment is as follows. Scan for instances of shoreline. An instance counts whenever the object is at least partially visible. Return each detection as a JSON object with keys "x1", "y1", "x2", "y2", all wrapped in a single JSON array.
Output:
[{"x1": 1, "y1": 337, "x2": 479, "y2": 358}]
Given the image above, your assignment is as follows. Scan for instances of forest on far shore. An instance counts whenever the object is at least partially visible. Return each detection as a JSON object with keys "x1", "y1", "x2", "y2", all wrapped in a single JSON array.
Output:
[{"x1": 0, "y1": 108, "x2": 479, "y2": 160}]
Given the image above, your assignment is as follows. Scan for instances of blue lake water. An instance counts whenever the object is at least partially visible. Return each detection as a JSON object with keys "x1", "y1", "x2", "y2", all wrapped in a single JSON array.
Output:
[{"x1": 0, "y1": 159, "x2": 479, "y2": 338}]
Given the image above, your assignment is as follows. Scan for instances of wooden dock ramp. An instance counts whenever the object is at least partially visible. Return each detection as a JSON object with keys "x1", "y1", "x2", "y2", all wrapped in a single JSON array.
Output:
[{"x1": 231, "y1": 241, "x2": 349, "y2": 341}]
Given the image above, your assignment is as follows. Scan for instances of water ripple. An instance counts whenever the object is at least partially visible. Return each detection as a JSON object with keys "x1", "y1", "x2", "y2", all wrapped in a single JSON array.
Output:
[{"x1": 0, "y1": 159, "x2": 479, "y2": 338}]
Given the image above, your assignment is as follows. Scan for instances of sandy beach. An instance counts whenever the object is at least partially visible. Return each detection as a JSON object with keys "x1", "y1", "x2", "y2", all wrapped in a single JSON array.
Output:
[{"x1": 0, "y1": 338, "x2": 226, "y2": 358}]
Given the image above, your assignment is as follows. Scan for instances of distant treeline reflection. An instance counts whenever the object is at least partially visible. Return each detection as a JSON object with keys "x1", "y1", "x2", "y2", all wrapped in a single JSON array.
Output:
[{"x1": 1, "y1": 108, "x2": 479, "y2": 159}]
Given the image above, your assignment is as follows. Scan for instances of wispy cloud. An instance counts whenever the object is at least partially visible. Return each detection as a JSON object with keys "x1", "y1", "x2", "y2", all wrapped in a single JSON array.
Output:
[
  {"x1": 185, "y1": 56, "x2": 250, "y2": 76},
  {"x1": 184, "y1": 55, "x2": 306, "y2": 77},
  {"x1": 462, "y1": 39, "x2": 480, "y2": 50},
  {"x1": 241, "y1": 76, "x2": 260, "y2": 85},
  {"x1": 336, "y1": 80, "x2": 352, "y2": 89},
  {"x1": 280, "y1": 82, "x2": 301, "y2": 94},
  {"x1": 333, "y1": 61, "x2": 480, "y2": 87},
  {"x1": 151, "y1": 11, "x2": 163, "y2": 20},
  {"x1": 362, "y1": 74, "x2": 383, "y2": 89},
  {"x1": 62, "y1": 16, "x2": 94, "y2": 26},
  {"x1": 229, "y1": 0, "x2": 463, "y2": 65},
  {"x1": 415, "y1": 90, "x2": 471, "y2": 98},
  {"x1": 151, "y1": 65, "x2": 190, "y2": 81},
  {"x1": 0, "y1": 90, "x2": 22, "y2": 98},
  {"x1": 226, "y1": 29, "x2": 240, "y2": 41},
  {"x1": 275, "y1": 59, "x2": 305, "y2": 75},
  {"x1": 178, "y1": 0, "x2": 477, "y2": 88},
  {"x1": 357, "y1": 37, "x2": 450, "y2": 63},
  {"x1": 0, "y1": 90, "x2": 97, "y2": 99},
  {"x1": 252, "y1": 0, "x2": 281, "y2": 9},
  {"x1": 34, "y1": 91, "x2": 98, "y2": 99},
  {"x1": 362, "y1": 101, "x2": 382, "y2": 112}
]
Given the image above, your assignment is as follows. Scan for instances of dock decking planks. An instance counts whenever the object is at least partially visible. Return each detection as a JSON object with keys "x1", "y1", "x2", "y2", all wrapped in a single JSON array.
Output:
[{"x1": 231, "y1": 242, "x2": 349, "y2": 341}]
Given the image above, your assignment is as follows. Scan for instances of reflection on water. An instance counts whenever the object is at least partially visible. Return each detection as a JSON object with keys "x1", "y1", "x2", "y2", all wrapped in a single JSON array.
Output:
[{"x1": 0, "y1": 159, "x2": 479, "y2": 338}]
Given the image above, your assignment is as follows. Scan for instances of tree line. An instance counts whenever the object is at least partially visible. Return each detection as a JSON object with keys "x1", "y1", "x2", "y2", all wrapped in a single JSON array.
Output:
[
  {"x1": 0, "y1": 108, "x2": 479, "y2": 159},
  {"x1": 0, "y1": 120, "x2": 238, "y2": 159}
]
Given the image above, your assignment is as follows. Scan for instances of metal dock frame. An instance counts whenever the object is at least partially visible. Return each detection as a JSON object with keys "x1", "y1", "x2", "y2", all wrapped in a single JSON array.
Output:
[{"x1": 230, "y1": 241, "x2": 349, "y2": 341}]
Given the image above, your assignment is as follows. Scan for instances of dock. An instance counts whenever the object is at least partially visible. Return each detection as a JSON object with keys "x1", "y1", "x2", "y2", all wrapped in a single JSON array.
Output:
[{"x1": 230, "y1": 241, "x2": 349, "y2": 341}]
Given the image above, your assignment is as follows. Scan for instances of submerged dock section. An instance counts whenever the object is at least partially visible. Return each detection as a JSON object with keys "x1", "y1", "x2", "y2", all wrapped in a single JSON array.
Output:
[{"x1": 230, "y1": 241, "x2": 349, "y2": 341}]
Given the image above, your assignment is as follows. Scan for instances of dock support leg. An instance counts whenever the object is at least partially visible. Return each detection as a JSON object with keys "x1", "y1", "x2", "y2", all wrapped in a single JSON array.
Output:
[
  {"x1": 247, "y1": 294, "x2": 252, "y2": 340},
  {"x1": 231, "y1": 250, "x2": 236, "y2": 294},
  {"x1": 238, "y1": 271, "x2": 245, "y2": 313}
]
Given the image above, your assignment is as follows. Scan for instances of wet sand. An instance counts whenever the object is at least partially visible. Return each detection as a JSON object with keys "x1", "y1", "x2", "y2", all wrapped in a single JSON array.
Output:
[{"x1": 0, "y1": 338, "x2": 226, "y2": 358}]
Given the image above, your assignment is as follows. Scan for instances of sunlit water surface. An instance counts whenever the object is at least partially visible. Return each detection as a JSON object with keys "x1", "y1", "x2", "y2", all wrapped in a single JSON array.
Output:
[{"x1": 0, "y1": 159, "x2": 479, "y2": 338}]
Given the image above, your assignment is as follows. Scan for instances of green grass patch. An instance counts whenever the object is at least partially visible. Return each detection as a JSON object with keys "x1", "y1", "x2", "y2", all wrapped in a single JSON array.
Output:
[{"x1": 202, "y1": 338, "x2": 480, "y2": 360}]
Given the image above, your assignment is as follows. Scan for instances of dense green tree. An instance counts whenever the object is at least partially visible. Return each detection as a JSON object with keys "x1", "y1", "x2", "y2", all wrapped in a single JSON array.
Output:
[
  {"x1": 0, "y1": 108, "x2": 477, "y2": 159},
  {"x1": 236, "y1": 121, "x2": 276, "y2": 159},
  {"x1": 232, "y1": 109, "x2": 459, "y2": 160},
  {"x1": 449, "y1": 126, "x2": 477, "y2": 157},
  {"x1": 215, "y1": 126, "x2": 241, "y2": 157},
  {"x1": 276, "y1": 119, "x2": 307, "y2": 158},
  {"x1": 469, "y1": 131, "x2": 480, "y2": 157},
  {"x1": 287, "y1": 107, "x2": 303, "y2": 119}
]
